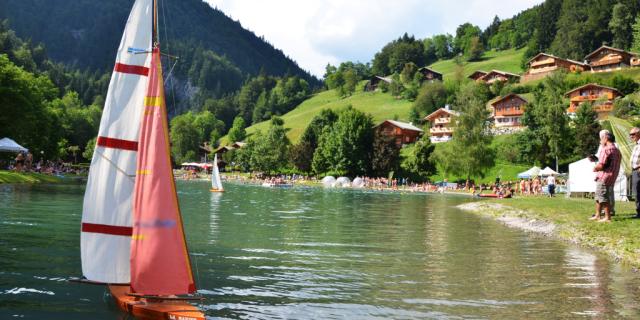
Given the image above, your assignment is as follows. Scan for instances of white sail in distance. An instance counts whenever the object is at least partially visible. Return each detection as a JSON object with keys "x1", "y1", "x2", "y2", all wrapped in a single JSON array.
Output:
[{"x1": 211, "y1": 154, "x2": 223, "y2": 191}]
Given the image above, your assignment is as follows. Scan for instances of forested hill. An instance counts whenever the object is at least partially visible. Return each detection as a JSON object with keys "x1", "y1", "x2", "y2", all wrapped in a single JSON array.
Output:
[{"x1": 0, "y1": 0, "x2": 320, "y2": 88}]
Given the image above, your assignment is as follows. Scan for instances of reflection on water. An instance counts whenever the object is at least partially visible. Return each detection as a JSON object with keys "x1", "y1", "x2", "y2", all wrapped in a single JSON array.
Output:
[{"x1": 1, "y1": 181, "x2": 640, "y2": 319}]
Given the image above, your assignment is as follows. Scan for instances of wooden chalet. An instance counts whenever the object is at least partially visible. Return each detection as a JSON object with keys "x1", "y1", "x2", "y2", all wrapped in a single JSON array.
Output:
[
  {"x1": 585, "y1": 45, "x2": 640, "y2": 73},
  {"x1": 468, "y1": 70, "x2": 488, "y2": 81},
  {"x1": 476, "y1": 70, "x2": 520, "y2": 84},
  {"x1": 375, "y1": 120, "x2": 423, "y2": 146},
  {"x1": 522, "y1": 53, "x2": 589, "y2": 82},
  {"x1": 417, "y1": 67, "x2": 443, "y2": 82},
  {"x1": 424, "y1": 107, "x2": 459, "y2": 143},
  {"x1": 490, "y1": 94, "x2": 527, "y2": 128},
  {"x1": 565, "y1": 83, "x2": 622, "y2": 119},
  {"x1": 365, "y1": 75, "x2": 393, "y2": 91}
]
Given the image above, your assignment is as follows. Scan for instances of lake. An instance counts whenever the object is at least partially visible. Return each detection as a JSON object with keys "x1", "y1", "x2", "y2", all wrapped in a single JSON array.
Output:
[{"x1": 1, "y1": 181, "x2": 640, "y2": 319}]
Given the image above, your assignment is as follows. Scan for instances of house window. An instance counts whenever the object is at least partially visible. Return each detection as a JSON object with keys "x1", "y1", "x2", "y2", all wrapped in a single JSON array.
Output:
[{"x1": 405, "y1": 136, "x2": 410, "y2": 142}]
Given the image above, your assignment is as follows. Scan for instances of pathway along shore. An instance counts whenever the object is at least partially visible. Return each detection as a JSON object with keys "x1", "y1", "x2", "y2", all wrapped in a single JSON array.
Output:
[{"x1": 458, "y1": 198, "x2": 640, "y2": 270}]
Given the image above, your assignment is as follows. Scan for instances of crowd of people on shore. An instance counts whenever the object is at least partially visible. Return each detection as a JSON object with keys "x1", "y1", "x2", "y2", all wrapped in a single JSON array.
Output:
[{"x1": 6, "y1": 151, "x2": 83, "y2": 175}]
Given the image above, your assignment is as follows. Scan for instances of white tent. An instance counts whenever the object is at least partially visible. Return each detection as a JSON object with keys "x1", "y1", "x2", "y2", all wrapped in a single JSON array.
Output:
[
  {"x1": 517, "y1": 166, "x2": 541, "y2": 179},
  {"x1": 568, "y1": 157, "x2": 627, "y2": 201},
  {"x1": 0, "y1": 138, "x2": 28, "y2": 153},
  {"x1": 539, "y1": 167, "x2": 558, "y2": 176}
]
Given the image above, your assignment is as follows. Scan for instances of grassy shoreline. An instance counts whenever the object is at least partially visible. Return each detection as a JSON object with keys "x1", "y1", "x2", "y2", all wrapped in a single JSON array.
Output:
[
  {"x1": 458, "y1": 197, "x2": 640, "y2": 269},
  {"x1": 0, "y1": 170, "x2": 64, "y2": 184}
]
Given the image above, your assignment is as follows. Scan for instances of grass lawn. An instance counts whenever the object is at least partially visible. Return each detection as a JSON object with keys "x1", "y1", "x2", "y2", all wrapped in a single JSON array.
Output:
[
  {"x1": 0, "y1": 170, "x2": 63, "y2": 183},
  {"x1": 429, "y1": 48, "x2": 526, "y2": 79},
  {"x1": 239, "y1": 84, "x2": 413, "y2": 144},
  {"x1": 466, "y1": 197, "x2": 640, "y2": 268}
]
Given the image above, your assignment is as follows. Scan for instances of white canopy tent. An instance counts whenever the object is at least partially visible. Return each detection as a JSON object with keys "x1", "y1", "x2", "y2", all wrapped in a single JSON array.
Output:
[
  {"x1": 0, "y1": 138, "x2": 28, "y2": 153},
  {"x1": 568, "y1": 157, "x2": 627, "y2": 201},
  {"x1": 517, "y1": 166, "x2": 541, "y2": 179},
  {"x1": 539, "y1": 167, "x2": 558, "y2": 176}
]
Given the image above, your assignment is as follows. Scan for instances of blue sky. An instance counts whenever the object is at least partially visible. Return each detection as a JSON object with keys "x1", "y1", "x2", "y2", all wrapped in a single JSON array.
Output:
[{"x1": 205, "y1": 0, "x2": 544, "y2": 77}]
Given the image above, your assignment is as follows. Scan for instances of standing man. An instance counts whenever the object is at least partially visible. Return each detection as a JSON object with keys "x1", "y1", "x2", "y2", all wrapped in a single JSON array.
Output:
[
  {"x1": 592, "y1": 132, "x2": 621, "y2": 222},
  {"x1": 629, "y1": 127, "x2": 640, "y2": 218},
  {"x1": 546, "y1": 174, "x2": 556, "y2": 197}
]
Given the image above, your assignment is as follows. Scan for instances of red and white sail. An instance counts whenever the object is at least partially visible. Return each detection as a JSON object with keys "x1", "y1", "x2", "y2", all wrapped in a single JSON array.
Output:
[
  {"x1": 81, "y1": 0, "x2": 153, "y2": 284},
  {"x1": 130, "y1": 48, "x2": 196, "y2": 295}
]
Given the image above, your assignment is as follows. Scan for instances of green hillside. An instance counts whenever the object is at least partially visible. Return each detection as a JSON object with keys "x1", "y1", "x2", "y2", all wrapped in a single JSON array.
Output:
[
  {"x1": 242, "y1": 86, "x2": 413, "y2": 143},
  {"x1": 429, "y1": 48, "x2": 526, "y2": 79}
]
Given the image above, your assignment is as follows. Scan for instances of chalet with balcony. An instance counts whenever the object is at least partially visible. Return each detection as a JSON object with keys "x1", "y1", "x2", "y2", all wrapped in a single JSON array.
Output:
[
  {"x1": 565, "y1": 83, "x2": 622, "y2": 119},
  {"x1": 417, "y1": 67, "x2": 443, "y2": 82},
  {"x1": 477, "y1": 70, "x2": 520, "y2": 84},
  {"x1": 424, "y1": 107, "x2": 459, "y2": 143},
  {"x1": 585, "y1": 46, "x2": 640, "y2": 73},
  {"x1": 375, "y1": 120, "x2": 423, "y2": 146},
  {"x1": 522, "y1": 53, "x2": 589, "y2": 82},
  {"x1": 468, "y1": 70, "x2": 488, "y2": 81},
  {"x1": 490, "y1": 94, "x2": 527, "y2": 128},
  {"x1": 365, "y1": 75, "x2": 393, "y2": 91}
]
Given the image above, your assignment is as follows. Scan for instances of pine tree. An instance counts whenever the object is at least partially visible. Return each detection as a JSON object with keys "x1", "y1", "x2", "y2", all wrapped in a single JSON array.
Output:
[
  {"x1": 609, "y1": 3, "x2": 633, "y2": 50},
  {"x1": 632, "y1": 15, "x2": 640, "y2": 53}
]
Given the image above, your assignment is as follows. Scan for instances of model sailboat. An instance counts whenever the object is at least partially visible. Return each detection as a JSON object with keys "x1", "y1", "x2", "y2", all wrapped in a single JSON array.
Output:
[
  {"x1": 210, "y1": 154, "x2": 224, "y2": 192},
  {"x1": 80, "y1": 0, "x2": 204, "y2": 318}
]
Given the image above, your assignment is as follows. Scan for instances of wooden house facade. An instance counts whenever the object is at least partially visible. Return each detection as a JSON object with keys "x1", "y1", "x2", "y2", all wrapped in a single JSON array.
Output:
[
  {"x1": 417, "y1": 67, "x2": 443, "y2": 82},
  {"x1": 424, "y1": 107, "x2": 459, "y2": 143},
  {"x1": 375, "y1": 120, "x2": 423, "y2": 146},
  {"x1": 523, "y1": 53, "x2": 589, "y2": 82},
  {"x1": 476, "y1": 70, "x2": 520, "y2": 84},
  {"x1": 565, "y1": 83, "x2": 622, "y2": 119},
  {"x1": 468, "y1": 70, "x2": 488, "y2": 81},
  {"x1": 365, "y1": 75, "x2": 393, "y2": 91},
  {"x1": 490, "y1": 94, "x2": 527, "y2": 128},
  {"x1": 585, "y1": 46, "x2": 639, "y2": 73}
]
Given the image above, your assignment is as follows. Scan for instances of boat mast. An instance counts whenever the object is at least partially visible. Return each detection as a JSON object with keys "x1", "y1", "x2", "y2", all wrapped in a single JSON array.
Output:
[{"x1": 153, "y1": 0, "x2": 158, "y2": 47}]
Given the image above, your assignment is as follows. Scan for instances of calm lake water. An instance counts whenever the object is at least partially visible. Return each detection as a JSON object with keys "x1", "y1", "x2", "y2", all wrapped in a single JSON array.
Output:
[{"x1": 1, "y1": 181, "x2": 640, "y2": 319}]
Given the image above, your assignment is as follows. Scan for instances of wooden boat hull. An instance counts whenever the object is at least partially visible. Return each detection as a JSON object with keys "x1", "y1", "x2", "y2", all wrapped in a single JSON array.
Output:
[
  {"x1": 210, "y1": 189, "x2": 224, "y2": 192},
  {"x1": 109, "y1": 285, "x2": 205, "y2": 320}
]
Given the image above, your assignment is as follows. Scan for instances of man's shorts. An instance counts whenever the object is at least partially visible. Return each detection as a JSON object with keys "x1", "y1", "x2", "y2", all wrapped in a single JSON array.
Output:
[{"x1": 595, "y1": 181, "x2": 613, "y2": 203}]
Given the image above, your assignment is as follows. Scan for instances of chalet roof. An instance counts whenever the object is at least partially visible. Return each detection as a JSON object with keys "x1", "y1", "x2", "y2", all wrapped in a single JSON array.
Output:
[
  {"x1": 372, "y1": 75, "x2": 393, "y2": 83},
  {"x1": 376, "y1": 120, "x2": 423, "y2": 132},
  {"x1": 214, "y1": 145, "x2": 234, "y2": 154},
  {"x1": 424, "y1": 107, "x2": 460, "y2": 121},
  {"x1": 480, "y1": 70, "x2": 521, "y2": 79},
  {"x1": 468, "y1": 70, "x2": 488, "y2": 79},
  {"x1": 527, "y1": 52, "x2": 589, "y2": 67},
  {"x1": 231, "y1": 141, "x2": 246, "y2": 148},
  {"x1": 418, "y1": 67, "x2": 442, "y2": 76},
  {"x1": 490, "y1": 93, "x2": 528, "y2": 106},
  {"x1": 564, "y1": 83, "x2": 622, "y2": 97},
  {"x1": 584, "y1": 45, "x2": 639, "y2": 60}
]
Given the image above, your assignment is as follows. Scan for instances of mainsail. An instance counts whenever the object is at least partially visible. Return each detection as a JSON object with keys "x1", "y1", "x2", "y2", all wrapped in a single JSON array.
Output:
[
  {"x1": 81, "y1": 0, "x2": 153, "y2": 283},
  {"x1": 129, "y1": 47, "x2": 195, "y2": 295},
  {"x1": 211, "y1": 154, "x2": 223, "y2": 191}
]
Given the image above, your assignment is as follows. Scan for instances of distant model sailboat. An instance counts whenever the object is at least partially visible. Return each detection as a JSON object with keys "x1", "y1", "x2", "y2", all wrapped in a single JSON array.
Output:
[
  {"x1": 80, "y1": 0, "x2": 204, "y2": 319},
  {"x1": 210, "y1": 154, "x2": 224, "y2": 192}
]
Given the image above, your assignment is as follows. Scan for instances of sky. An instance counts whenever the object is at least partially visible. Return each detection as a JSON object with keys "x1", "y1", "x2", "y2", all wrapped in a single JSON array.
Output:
[{"x1": 205, "y1": 0, "x2": 544, "y2": 78}]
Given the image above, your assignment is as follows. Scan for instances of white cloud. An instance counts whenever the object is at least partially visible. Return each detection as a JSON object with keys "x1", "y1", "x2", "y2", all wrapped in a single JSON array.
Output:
[{"x1": 205, "y1": 0, "x2": 543, "y2": 77}]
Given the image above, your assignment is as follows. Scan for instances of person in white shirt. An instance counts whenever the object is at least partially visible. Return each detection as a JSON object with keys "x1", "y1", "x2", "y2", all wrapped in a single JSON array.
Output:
[{"x1": 546, "y1": 174, "x2": 556, "y2": 197}]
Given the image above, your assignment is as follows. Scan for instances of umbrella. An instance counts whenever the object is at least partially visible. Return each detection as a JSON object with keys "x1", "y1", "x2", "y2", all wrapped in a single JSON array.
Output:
[{"x1": 0, "y1": 138, "x2": 28, "y2": 153}]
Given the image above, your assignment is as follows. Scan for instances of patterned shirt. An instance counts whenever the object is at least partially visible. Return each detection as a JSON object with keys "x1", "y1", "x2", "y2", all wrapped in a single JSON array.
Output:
[
  {"x1": 631, "y1": 140, "x2": 640, "y2": 170},
  {"x1": 597, "y1": 143, "x2": 621, "y2": 186}
]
